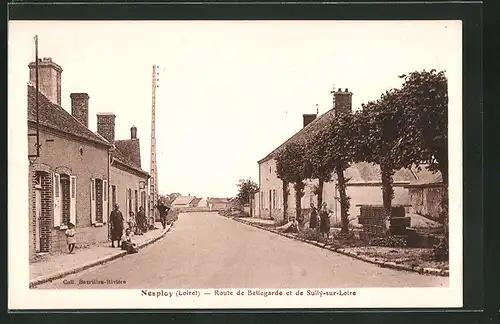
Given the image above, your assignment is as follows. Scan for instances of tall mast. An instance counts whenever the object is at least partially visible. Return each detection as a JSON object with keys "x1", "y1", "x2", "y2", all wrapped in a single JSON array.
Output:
[{"x1": 150, "y1": 65, "x2": 159, "y2": 219}]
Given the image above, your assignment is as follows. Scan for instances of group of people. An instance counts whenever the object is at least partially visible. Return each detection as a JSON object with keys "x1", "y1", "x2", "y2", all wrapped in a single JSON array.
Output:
[
  {"x1": 309, "y1": 202, "x2": 332, "y2": 239},
  {"x1": 64, "y1": 201, "x2": 172, "y2": 255}
]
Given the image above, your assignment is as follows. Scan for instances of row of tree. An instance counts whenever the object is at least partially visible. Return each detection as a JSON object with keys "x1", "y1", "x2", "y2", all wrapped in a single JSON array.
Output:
[{"x1": 275, "y1": 69, "x2": 448, "y2": 237}]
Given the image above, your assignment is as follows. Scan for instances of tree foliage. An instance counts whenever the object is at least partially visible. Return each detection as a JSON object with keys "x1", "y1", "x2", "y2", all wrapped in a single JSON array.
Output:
[
  {"x1": 235, "y1": 178, "x2": 259, "y2": 206},
  {"x1": 276, "y1": 141, "x2": 310, "y2": 223}
]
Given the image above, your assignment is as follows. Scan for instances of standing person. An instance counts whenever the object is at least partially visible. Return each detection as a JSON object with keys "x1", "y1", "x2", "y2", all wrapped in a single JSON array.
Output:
[
  {"x1": 157, "y1": 201, "x2": 170, "y2": 229},
  {"x1": 319, "y1": 202, "x2": 331, "y2": 240},
  {"x1": 136, "y1": 206, "x2": 146, "y2": 234},
  {"x1": 65, "y1": 222, "x2": 76, "y2": 254},
  {"x1": 110, "y1": 204, "x2": 124, "y2": 248},
  {"x1": 309, "y1": 203, "x2": 319, "y2": 229}
]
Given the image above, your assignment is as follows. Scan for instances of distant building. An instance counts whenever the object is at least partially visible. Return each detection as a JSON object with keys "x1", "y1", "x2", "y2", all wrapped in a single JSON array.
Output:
[
  {"x1": 196, "y1": 198, "x2": 208, "y2": 208},
  {"x1": 171, "y1": 196, "x2": 197, "y2": 208},
  {"x1": 207, "y1": 197, "x2": 230, "y2": 211}
]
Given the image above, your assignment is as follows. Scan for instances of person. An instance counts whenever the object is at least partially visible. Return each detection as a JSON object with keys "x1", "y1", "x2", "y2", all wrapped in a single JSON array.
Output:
[
  {"x1": 65, "y1": 222, "x2": 76, "y2": 254},
  {"x1": 128, "y1": 211, "x2": 140, "y2": 235},
  {"x1": 157, "y1": 201, "x2": 170, "y2": 229},
  {"x1": 136, "y1": 206, "x2": 146, "y2": 234},
  {"x1": 284, "y1": 217, "x2": 299, "y2": 233},
  {"x1": 319, "y1": 202, "x2": 331, "y2": 240},
  {"x1": 110, "y1": 204, "x2": 124, "y2": 248},
  {"x1": 121, "y1": 228, "x2": 138, "y2": 254},
  {"x1": 309, "y1": 203, "x2": 319, "y2": 229}
]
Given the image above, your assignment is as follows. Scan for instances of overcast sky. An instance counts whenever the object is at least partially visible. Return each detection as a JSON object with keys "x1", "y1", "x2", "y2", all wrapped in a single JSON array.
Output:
[{"x1": 9, "y1": 21, "x2": 461, "y2": 198}]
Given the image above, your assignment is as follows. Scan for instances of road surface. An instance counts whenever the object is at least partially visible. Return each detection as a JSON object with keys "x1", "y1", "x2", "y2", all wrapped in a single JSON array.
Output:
[{"x1": 37, "y1": 212, "x2": 448, "y2": 289}]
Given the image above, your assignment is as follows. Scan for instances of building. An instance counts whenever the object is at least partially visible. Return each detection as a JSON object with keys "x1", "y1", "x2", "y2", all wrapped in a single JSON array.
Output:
[
  {"x1": 254, "y1": 88, "x2": 417, "y2": 224},
  {"x1": 207, "y1": 197, "x2": 230, "y2": 211},
  {"x1": 28, "y1": 58, "x2": 112, "y2": 258},
  {"x1": 196, "y1": 198, "x2": 208, "y2": 208},
  {"x1": 171, "y1": 196, "x2": 197, "y2": 208},
  {"x1": 95, "y1": 115, "x2": 150, "y2": 225},
  {"x1": 404, "y1": 168, "x2": 445, "y2": 222}
]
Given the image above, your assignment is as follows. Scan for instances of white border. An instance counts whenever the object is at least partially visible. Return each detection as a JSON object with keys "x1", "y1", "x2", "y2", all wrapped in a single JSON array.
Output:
[{"x1": 8, "y1": 20, "x2": 463, "y2": 309}]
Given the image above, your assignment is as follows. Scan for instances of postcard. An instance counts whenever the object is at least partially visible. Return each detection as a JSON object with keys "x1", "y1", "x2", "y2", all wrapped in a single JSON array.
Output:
[{"x1": 8, "y1": 20, "x2": 462, "y2": 309}]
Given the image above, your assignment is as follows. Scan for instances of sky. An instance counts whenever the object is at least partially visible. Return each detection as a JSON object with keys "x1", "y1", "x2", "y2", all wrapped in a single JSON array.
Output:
[{"x1": 9, "y1": 20, "x2": 461, "y2": 198}]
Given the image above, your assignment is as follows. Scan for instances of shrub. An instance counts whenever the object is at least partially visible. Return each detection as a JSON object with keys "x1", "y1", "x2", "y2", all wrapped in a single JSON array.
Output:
[
  {"x1": 369, "y1": 235, "x2": 408, "y2": 248},
  {"x1": 297, "y1": 228, "x2": 325, "y2": 243},
  {"x1": 431, "y1": 238, "x2": 449, "y2": 261}
]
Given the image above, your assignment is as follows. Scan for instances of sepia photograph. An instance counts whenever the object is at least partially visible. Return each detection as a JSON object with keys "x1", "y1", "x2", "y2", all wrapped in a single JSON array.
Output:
[{"x1": 9, "y1": 20, "x2": 462, "y2": 309}]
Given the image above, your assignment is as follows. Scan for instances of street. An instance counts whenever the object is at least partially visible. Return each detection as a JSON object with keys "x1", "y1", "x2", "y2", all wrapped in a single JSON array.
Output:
[{"x1": 37, "y1": 212, "x2": 448, "y2": 289}]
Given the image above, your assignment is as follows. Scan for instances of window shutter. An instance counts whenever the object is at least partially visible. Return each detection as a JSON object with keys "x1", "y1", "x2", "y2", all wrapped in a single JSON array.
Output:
[
  {"x1": 70, "y1": 175, "x2": 77, "y2": 225},
  {"x1": 53, "y1": 173, "x2": 61, "y2": 227},
  {"x1": 90, "y1": 178, "x2": 96, "y2": 224},
  {"x1": 102, "y1": 180, "x2": 108, "y2": 224}
]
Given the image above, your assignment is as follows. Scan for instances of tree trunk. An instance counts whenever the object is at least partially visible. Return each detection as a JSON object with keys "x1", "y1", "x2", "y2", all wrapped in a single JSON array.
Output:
[
  {"x1": 317, "y1": 178, "x2": 324, "y2": 208},
  {"x1": 335, "y1": 163, "x2": 350, "y2": 234},
  {"x1": 380, "y1": 163, "x2": 395, "y2": 234},
  {"x1": 294, "y1": 181, "x2": 305, "y2": 223},
  {"x1": 282, "y1": 181, "x2": 289, "y2": 222}
]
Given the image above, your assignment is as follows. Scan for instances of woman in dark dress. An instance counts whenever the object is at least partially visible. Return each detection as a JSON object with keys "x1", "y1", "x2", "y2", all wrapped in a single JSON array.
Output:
[
  {"x1": 110, "y1": 204, "x2": 124, "y2": 248},
  {"x1": 319, "y1": 202, "x2": 331, "y2": 239},
  {"x1": 309, "y1": 203, "x2": 318, "y2": 229}
]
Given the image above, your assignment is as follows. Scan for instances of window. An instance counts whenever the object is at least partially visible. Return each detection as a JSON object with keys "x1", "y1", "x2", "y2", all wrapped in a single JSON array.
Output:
[
  {"x1": 54, "y1": 175, "x2": 60, "y2": 198},
  {"x1": 71, "y1": 177, "x2": 76, "y2": 198},
  {"x1": 273, "y1": 189, "x2": 276, "y2": 209},
  {"x1": 104, "y1": 181, "x2": 107, "y2": 201}
]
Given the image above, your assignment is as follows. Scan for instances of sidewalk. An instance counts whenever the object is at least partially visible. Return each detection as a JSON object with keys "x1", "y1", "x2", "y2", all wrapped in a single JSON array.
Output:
[{"x1": 30, "y1": 222, "x2": 172, "y2": 287}]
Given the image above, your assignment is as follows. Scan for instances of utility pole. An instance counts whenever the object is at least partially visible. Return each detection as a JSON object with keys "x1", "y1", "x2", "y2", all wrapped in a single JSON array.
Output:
[{"x1": 149, "y1": 65, "x2": 159, "y2": 222}]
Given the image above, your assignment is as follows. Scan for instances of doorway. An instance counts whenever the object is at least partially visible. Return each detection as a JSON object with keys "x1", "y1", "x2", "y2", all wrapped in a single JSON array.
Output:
[
  {"x1": 35, "y1": 185, "x2": 42, "y2": 252},
  {"x1": 269, "y1": 190, "x2": 272, "y2": 218}
]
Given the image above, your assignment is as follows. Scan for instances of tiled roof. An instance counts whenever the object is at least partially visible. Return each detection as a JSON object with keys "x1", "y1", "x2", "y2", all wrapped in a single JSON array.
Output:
[
  {"x1": 114, "y1": 139, "x2": 142, "y2": 168},
  {"x1": 344, "y1": 161, "x2": 416, "y2": 183},
  {"x1": 27, "y1": 85, "x2": 110, "y2": 146},
  {"x1": 405, "y1": 167, "x2": 443, "y2": 187},
  {"x1": 257, "y1": 107, "x2": 417, "y2": 184},
  {"x1": 172, "y1": 196, "x2": 196, "y2": 205},
  {"x1": 111, "y1": 146, "x2": 148, "y2": 176},
  {"x1": 191, "y1": 197, "x2": 202, "y2": 206},
  {"x1": 258, "y1": 109, "x2": 334, "y2": 163},
  {"x1": 207, "y1": 198, "x2": 230, "y2": 204}
]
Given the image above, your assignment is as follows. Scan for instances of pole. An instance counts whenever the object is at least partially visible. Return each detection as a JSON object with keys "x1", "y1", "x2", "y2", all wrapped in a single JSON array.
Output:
[{"x1": 35, "y1": 35, "x2": 40, "y2": 157}]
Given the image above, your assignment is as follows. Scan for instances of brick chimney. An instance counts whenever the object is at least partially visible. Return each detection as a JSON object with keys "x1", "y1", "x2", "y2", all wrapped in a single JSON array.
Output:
[
  {"x1": 96, "y1": 113, "x2": 116, "y2": 143},
  {"x1": 333, "y1": 88, "x2": 353, "y2": 116},
  {"x1": 303, "y1": 114, "x2": 317, "y2": 128},
  {"x1": 70, "y1": 93, "x2": 89, "y2": 127},
  {"x1": 28, "y1": 57, "x2": 63, "y2": 105},
  {"x1": 130, "y1": 126, "x2": 137, "y2": 140}
]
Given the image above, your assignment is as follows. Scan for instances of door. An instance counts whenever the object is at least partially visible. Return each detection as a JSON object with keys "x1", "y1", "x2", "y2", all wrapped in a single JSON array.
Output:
[{"x1": 35, "y1": 187, "x2": 42, "y2": 252}]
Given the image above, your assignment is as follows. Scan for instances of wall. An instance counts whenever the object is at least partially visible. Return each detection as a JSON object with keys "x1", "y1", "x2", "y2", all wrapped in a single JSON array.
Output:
[
  {"x1": 28, "y1": 126, "x2": 110, "y2": 254},
  {"x1": 110, "y1": 164, "x2": 148, "y2": 224},
  {"x1": 408, "y1": 185, "x2": 445, "y2": 221}
]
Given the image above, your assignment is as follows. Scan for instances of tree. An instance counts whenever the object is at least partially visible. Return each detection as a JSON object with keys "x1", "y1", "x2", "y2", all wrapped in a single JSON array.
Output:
[
  {"x1": 275, "y1": 141, "x2": 310, "y2": 223},
  {"x1": 235, "y1": 178, "x2": 259, "y2": 206},
  {"x1": 305, "y1": 126, "x2": 333, "y2": 209},
  {"x1": 356, "y1": 89, "x2": 406, "y2": 233},
  {"x1": 322, "y1": 112, "x2": 358, "y2": 234}
]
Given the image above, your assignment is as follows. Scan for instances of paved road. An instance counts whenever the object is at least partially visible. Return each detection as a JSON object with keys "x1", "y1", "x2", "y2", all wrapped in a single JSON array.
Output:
[{"x1": 37, "y1": 212, "x2": 448, "y2": 289}]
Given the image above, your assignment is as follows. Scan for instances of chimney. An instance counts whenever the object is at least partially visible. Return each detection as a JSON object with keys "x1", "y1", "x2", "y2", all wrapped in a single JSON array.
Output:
[
  {"x1": 303, "y1": 114, "x2": 317, "y2": 128},
  {"x1": 28, "y1": 57, "x2": 63, "y2": 105},
  {"x1": 70, "y1": 93, "x2": 89, "y2": 127},
  {"x1": 333, "y1": 87, "x2": 353, "y2": 116},
  {"x1": 130, "y1": 125, "x2": 137, "y2": 140},
  {"x1": 96, "y1": 113, "x2": 116, "y2": 143}
]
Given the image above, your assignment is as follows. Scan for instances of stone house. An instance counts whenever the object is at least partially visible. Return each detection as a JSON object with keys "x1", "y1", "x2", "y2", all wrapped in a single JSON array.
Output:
[
  {"x1": 27, "y1": 58, "x2": 112, "y2": 258},
  {"x1": 404, "y1": 168, "x2": 445, "y2": 222},
  {"x1": 253, "y1": 88, "x2": 417, "y2": 224},
  {"x1": 95, "y1": 114, "x2": 150, "y2": 225}
]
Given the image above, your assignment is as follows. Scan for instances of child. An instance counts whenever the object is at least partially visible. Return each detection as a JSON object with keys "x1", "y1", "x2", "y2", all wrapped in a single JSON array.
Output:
[
  {"x1": 65, "y1": 222, "x2": 76, "y2": 254},
  {"x1": 121, "y1": 228, "x2": 138, "y2": 254}
]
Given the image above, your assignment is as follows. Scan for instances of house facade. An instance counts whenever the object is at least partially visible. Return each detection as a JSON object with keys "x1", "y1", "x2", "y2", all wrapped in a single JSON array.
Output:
[
  {"x1": 28, "y1": 58, "x2": 112, "y2": 258},
  {"x1": 95, "y1": 114, "x2": 150, "y2": 225},
  {"x1": 171, "y1": 196, "x2": 196, "y2": 208},
  {"x1": 254, "y1": 88, "x2": 417, "y2": 224}
]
